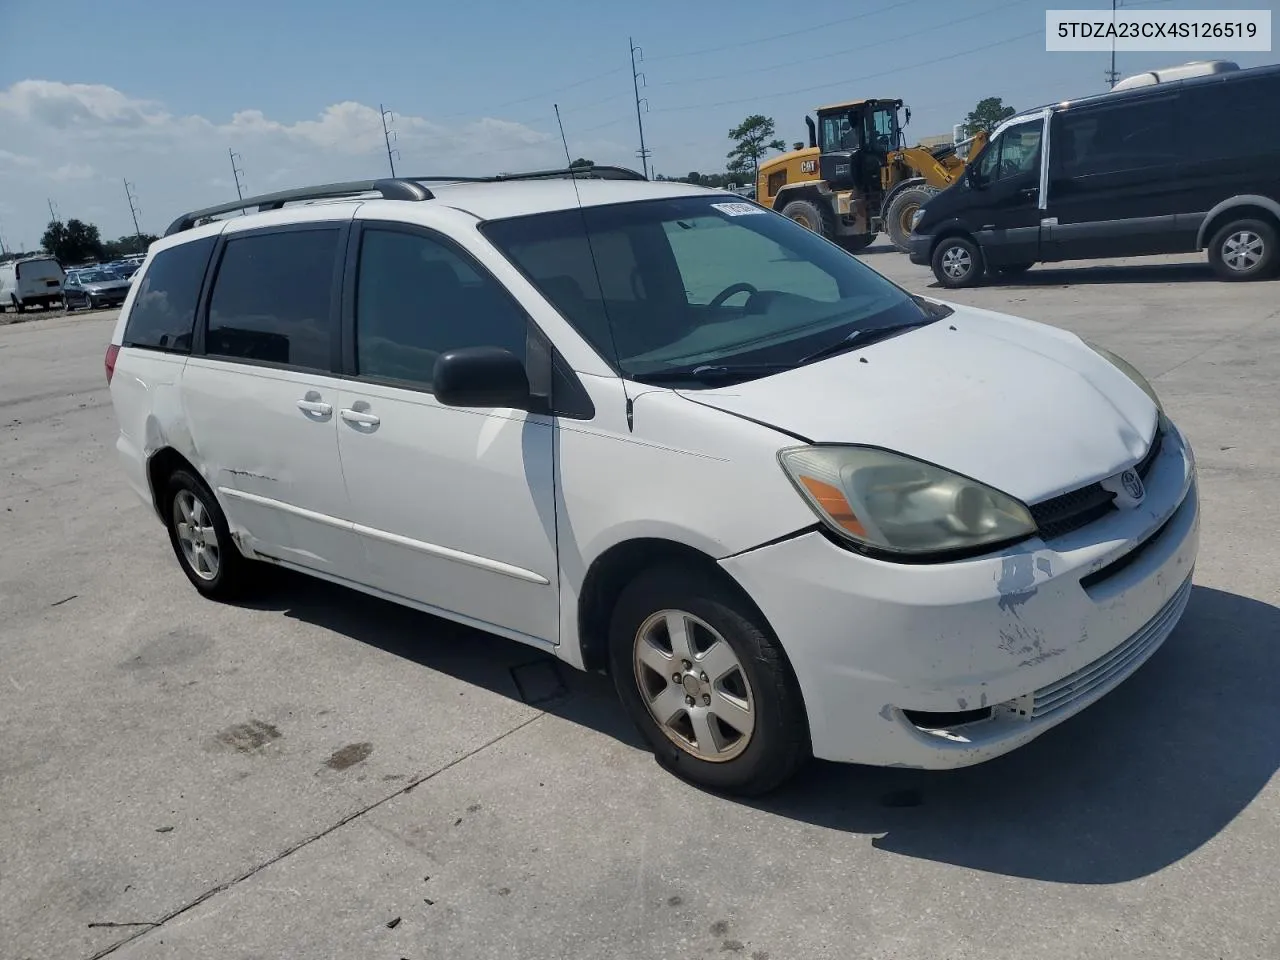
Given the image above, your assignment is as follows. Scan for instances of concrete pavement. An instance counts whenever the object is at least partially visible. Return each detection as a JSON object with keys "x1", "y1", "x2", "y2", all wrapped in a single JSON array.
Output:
[{"x1": 1, "y1": 255, "x2": 1276, "y2": 960}]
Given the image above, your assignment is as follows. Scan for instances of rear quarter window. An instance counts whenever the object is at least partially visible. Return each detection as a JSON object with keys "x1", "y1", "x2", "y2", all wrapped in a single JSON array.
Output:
[{"x1": 123, "y1": 237, "x2": 216, "y2": 352}]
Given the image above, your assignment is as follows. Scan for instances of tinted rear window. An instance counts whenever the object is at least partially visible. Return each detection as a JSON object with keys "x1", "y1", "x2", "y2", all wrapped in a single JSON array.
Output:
[
  {"x1": 123, "y1": 237, "x2": 215, "y2": 352},
  {"x1": 206, "y1": 229, "x2": 339, "y2": 370},
  {"x1": 1180, "y1": 73, "x2": 1280, "y2": 162}
]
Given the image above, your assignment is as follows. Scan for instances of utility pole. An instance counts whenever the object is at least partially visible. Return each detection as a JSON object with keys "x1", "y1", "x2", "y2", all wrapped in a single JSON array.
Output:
[
  {"x1": 123, "y1": 179, "x2": 143, "y2": 252},
  {"x1": 1105, "y1": 0, "x2": 1121, "y2": 87},
  {"x1": 47, "y1": 198, "x2": 60, "y2": 223},
  {"x1": 629, "y1": 37, "x2": 651, "y2": 179},
  {"x1": 554, "y1": 104, "x2": 573, "y2": 167},
  {"x1": 229, "y1": 148, "x2": 246, "y2": 202},
  {"x1": 380, "y1": 104, "x2": 399, "y2": 178}
]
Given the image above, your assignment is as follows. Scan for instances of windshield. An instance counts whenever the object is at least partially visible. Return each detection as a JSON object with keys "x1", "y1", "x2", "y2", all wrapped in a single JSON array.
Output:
[
  {"x1": 482, "y1": 195, "x2": 929, "y2": 385},
  {"x1": 870, "y1": 106, "x2": 898, "y2": 149},
  {"x1": 77, "y1": 269, "x2": 114, "y2": 282}
]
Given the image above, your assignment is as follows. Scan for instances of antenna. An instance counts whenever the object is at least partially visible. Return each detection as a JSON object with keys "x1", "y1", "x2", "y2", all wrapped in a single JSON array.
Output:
[
  {"x1": 629, "y1": 37, "x2": 652, "y2": 179},
  {"x1": 229, "y1": 148, "x2": 247, "y2": 202},
  {"x1": 123, "y1": 178, "x2": 144, "y2": 250},
  {"x1": 380, "y1": 104, "x2": 400, "y2": 178},
  {"x1": 554, "y1": 104, "x2": 573, "y2": 166}
]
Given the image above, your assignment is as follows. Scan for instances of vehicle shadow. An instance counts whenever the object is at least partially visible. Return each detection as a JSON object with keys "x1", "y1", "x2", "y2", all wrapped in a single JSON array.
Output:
[{"x1": 248, "y1": 578, "x2": 1277, "y2": 884}]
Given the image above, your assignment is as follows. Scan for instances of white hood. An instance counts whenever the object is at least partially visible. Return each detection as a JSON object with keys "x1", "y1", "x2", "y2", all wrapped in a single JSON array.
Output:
[{"x1": 679, "y1": 304, "x2": 1159, "y2": 504}]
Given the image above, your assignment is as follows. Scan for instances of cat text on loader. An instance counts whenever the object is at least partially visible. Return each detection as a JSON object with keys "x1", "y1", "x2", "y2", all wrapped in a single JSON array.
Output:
[{"x1": 756, "y1": 98, "x2": 987, "y2": 253}]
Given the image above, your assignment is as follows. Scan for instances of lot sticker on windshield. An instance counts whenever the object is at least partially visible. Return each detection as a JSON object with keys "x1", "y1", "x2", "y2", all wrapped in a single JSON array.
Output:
[{"x1": 711, "y1": 202, "x2": 765, "y2": 216}]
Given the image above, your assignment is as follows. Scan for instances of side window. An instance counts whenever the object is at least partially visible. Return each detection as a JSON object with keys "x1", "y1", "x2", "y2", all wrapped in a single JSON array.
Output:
[
  {"x1": 355, "y1": 228, "x2": 529, "y2": 389},
  {"x1": 1057, "y1": 97, "x2": 1174, "y2": 176},
  {"x1": 206, "y1": 229, "x2": 339, "y2": 370},
  {"x1": 1180, "y1": 75, "x2": 1280, "y2": 162},
  {"x1": 122, "y1": 236, "x2": 215, "y2": 352},
  {"x1": 978, "y1": 119, "x2": 1043, "y2": 183}
]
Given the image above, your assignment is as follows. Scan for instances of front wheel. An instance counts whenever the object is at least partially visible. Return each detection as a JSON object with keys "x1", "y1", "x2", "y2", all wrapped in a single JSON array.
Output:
[
  {"x1": 1207, "y1": 218, "x2": 1278, "y2": 281},
  {"x1": 885, "y1": 186, "x2": 937, "y2": 253},
  {"x1": 931, "y1": 235, "x2": 984, "y2": 288},
  {"x1": 608, "y1": 565, "x2": 810, "y2": 796},
  {"x1": 779, "y1": 198, "x2": 835, "y2": 240}
]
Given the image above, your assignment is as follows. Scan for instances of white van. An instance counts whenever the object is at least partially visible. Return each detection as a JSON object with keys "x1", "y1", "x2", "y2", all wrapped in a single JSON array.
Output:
[
  {"x1": 0, "y1": 257, "x2": 65, "y2": 312},
  {"x1": 105, "y1": 169, "x2": 1198, "y2": 795}
]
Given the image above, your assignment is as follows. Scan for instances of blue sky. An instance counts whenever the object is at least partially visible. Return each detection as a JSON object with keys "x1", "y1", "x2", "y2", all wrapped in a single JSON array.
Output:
[{"x1": 1, "y1": 0, "x2": 1276, "y2": 249}]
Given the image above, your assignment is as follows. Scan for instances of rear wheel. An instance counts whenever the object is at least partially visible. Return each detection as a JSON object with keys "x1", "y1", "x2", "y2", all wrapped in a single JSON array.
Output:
[
  {"x1": 164, "y1": 469, "x2": 253, "y2": 600},
  {"x1": 608, "y1": 565, "x2": 810, "y2": 796},
  {"x1": 885, "y1": 185, "x2": 937, "y2": 253},
  {"x1": 780, "y1": 198, "x2": 835, "y2": 240},
  {"x1": 931, "y1": 235, "x2": 984, "y2": 288},
  {"x1": 1207, "y1": 218, "x2": 1277, "y2": 281}
]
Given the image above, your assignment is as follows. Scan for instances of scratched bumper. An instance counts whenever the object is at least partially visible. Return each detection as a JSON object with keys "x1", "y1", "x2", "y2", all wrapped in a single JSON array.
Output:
[{"x1": 720, "y1": 423, "x2": 1199, "y2": 768}]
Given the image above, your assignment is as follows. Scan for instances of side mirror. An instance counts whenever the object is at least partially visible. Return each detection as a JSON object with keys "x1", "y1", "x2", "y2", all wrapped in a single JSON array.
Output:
[
  {"x1": 965, "y1": 166, "x2": 986, "y2": 189},
  {"x1": 433, "y1": 346, "x2": 530, "y2": 409}
]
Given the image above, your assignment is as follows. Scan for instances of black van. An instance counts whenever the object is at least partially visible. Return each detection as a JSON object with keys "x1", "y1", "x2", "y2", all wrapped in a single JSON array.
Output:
[{"x1": 908, "y1": 61, "x2": 1280, "y2": 287}]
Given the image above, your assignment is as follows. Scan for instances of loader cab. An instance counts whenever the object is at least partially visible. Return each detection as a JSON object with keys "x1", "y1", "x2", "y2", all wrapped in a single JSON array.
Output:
[{"x1": 815, "y1": 99, "x2": 902, "y2": 193}]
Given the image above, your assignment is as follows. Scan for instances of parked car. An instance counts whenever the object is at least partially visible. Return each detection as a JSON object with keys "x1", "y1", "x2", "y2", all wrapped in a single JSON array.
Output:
[
  {"x1": 105, "y1": 170, "x2": 1198, "y2": 794},
  {"x1": 0, "y1": 256, "x2": 65, "y2": 312},
  {"x1": 909, "y1": 61, "x2": 1280, "y2": 286},
  {"x1": 64, "y1": 267, "x2": 133, "y2": 311}
]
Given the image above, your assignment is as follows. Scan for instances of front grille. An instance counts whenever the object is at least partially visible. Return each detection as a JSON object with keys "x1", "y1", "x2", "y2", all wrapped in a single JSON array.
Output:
[
  {"x1": 1030, "y1": 424, "x2": 1164, "y2": 540},
  {"x1": 1030, "y1": 574, "x2": 1192, "y2": 719}
]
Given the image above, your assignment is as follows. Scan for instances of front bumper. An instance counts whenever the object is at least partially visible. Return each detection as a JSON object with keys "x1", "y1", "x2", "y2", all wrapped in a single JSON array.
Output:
[
  {"x1": 721, "y1": 423, "x2": 1199, "y2": 768},
  {"x1": 907, "y1": 232, "x2": 932, "y2": 265}
]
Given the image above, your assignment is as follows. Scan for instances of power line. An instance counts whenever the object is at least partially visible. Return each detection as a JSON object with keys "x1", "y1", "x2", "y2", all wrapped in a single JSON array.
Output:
[
  {"x1": 654, "y1": 0, "x2": 1030, "y2": 88},
  {"x1": 652, "y1": 28, "x2": 1042, "y2": 114},
  {"x1": 433, "y1": 65, "x2": 628, "y2": 121},
  {"x1": 630, "y1": 37, "x2": 651, "y2": 179},
  {"x1": 646, "y1": 0, "x2": 916, "y2": 62}
]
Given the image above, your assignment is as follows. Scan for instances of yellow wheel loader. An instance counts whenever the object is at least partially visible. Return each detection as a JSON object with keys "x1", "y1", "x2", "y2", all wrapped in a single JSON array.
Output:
[{"x1": 756, "y1": 99, "x2": 987, "y2": 253}]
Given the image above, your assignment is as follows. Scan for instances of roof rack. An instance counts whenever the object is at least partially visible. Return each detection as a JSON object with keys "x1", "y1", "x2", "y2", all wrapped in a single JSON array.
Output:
[{"x1": 163, "y1": 163, "x2": 648, "y2": 236}]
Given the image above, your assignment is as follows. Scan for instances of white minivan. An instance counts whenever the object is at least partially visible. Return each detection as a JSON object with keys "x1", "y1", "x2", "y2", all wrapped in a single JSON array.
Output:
[
  {"x1": 0, "y1": 256, "x2": 65, "y2": 312},
  {"x1": 106, "y1": 169, "x2": 1199, "y2": 794}
]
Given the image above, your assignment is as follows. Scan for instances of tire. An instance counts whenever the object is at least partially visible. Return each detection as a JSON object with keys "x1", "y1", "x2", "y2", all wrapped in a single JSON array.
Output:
[
  {"x1": 839, "y1": 233, "x2": 876, "y2": 253},
  {"x1": 780, "y1": 197, "x2": 835, "y2": 240},
  {"x1": 1207, "y1": 218, "x2": 1278, "y2": 281},
  {"x1": 885, "y1": 185, "x2": 937, "y2": 253},
  {"x1": 607, "y1": 564, "x2": 810, "y2": 796},
  {"x1": 931, "y1": 235, "x2": 984, "y2": 288},
  {"x1": 164, "y1": 469, "x2": 253, "y2": 600}
]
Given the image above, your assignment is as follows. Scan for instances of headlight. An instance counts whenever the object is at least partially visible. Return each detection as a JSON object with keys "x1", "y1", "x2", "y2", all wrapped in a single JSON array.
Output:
[
  {"x1": 778, "y1": 446, "x2": 1035, "y2": 557},
  {"x1": 1086, "y1": 342, "x2": 1162, "y2": 411},
  {"x1": 910, "y1": 208, "x2": 925, "y2": 231}
]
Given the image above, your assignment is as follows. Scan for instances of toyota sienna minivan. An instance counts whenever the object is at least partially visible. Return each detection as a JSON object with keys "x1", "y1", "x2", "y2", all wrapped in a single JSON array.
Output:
[{"x1": 107, "y1": 167, "x2": 1199, "y2": 794}]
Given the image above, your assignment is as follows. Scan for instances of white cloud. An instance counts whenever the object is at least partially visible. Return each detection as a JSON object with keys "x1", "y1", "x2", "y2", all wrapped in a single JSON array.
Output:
[{"x1": 0, "y1": 80, "x2": 631, "y2": 245}]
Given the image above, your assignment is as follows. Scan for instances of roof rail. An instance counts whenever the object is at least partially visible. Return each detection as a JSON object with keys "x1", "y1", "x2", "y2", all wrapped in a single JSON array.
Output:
[
  {"x1": 163, "y1": 178, "x2": 433, "y2": 236},
  {"x1": 162, "y1": 163, "x2": 648, "y2": 237}
]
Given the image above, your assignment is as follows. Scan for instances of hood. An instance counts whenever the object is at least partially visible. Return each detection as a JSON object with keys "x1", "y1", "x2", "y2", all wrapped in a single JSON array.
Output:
[
  {"x1": 678, "y1": 304, "x2": 1159, "y2": 504},
  {"x1": 82, "y1": 279, "x2": 130, "y2": 293}
]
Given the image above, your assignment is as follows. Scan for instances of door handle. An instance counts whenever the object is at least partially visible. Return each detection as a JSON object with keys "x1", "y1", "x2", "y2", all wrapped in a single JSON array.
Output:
[
  {"x1": 296, "y1": 399, "x2": 332, "y2": 416},
  {"x1": 1019, "y1": 187, "x2": 1038, "y2": 199},
  {"x1": 340, "y1": 408, "x2": 380, "y2": 426}
]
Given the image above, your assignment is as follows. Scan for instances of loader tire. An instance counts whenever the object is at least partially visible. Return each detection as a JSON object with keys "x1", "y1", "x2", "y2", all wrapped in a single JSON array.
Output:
[
  {"x1": 885, "y1": 186, "x2": 937, "y2": 253},
  {"x1": 780, "y1": 198, "x2": 835, "y2": 240}
]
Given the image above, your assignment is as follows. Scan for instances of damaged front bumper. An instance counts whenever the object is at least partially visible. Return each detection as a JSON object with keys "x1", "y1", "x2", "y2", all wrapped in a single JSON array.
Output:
[{"x1": 720, "y1": 423, "x2": 1199, "y2": 768}]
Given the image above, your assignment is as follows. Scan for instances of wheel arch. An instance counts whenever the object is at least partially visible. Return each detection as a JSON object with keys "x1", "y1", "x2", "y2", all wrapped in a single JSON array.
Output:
[
  {"x1": 771, "y1": 183, "x2": 831, "y2": 212},
  {"x1": 576, "y1": 536, "x2": 777, "y2": 675},
  {"x1": 145, "y1": 446, "x2": 201, "y2": 522},
  {"x1": 880, "y1": 176, "x2": 928, "y2": 217},
  {"x1": 1196, "y1": 196, "x2": 1280, "y2": 249},
  {"x1": 926, "y1": 220, "x2": 979, "y2": 258}
]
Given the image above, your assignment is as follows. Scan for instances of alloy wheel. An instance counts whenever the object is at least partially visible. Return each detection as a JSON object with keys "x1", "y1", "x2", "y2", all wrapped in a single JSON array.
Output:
[
  {"x1": 632, "y1": 609, "x2": 756, "y2": 762},
  {"x1": 941, "y1": 244, "x2": 972, "y2": 279},
  {"x1": 173, "y1": 490, "x2": 220, "y2": 581},
  {"x1": 1222, "y1": 230, "x2": 1264, "y2": 272}
]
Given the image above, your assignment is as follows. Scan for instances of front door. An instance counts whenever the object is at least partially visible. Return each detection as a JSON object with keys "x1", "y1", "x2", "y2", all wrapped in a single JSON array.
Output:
[
  {"x1": 969, "y1": 116, "x2": 1046, "y2": 266},
  {"x1": 182, "y1": 221, "x2": 366, "y2": 583},
  {"x1": 334, "y1": 220, "x2": 560, "y2": 646}
]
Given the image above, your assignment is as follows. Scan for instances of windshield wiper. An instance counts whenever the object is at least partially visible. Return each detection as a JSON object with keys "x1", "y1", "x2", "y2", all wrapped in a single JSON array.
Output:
[
  {"x1": 630, "y1": 362, "x2": 795, "y2": 385},
  {"x1": 797, "y1": 319, "x2": 936, "y2": 367}
]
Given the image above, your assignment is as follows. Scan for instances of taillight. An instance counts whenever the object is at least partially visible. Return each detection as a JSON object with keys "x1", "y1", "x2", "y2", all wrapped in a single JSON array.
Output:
[{"x1": 105, "y1": 344, "x2": 120, "y2": 384}]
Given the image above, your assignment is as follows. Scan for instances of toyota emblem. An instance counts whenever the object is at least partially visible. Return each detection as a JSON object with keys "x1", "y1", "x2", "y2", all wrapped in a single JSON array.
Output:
[{"x1": 1121, "y1": 469, "x2": 1144, "y2": 500}]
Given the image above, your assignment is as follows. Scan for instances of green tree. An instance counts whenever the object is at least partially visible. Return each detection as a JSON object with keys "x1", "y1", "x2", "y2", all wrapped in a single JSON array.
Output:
[
  {"x1": 40, "y1": 219, "x2": 104, "y2": 265},
  {"x1": 569, "y1": 157, "x2": 592, "y2": 169},
  {"x1": 686, "y1": 171, "x2": 702, "y2": 184},
  {"x1": 102, "y1": 234, "x2": 158, "y2": 259},
  {"x1": 964, "y1": 97, "x2": 1016, "y2": 134},
  {"x1": 726, "y1": 114, "x2": 785, "y2": 184}
]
